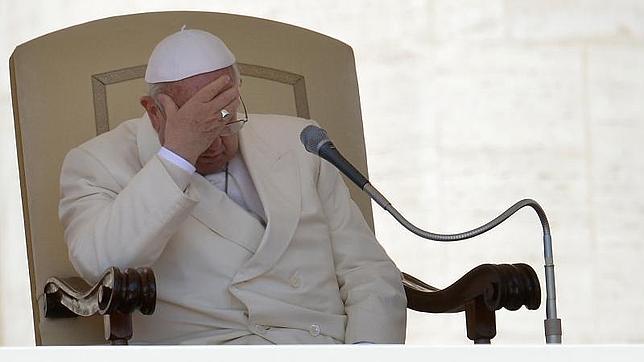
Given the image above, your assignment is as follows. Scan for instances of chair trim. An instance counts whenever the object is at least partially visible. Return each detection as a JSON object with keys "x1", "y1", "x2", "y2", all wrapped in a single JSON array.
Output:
[
  {"x1": 91, "y1": 63, "x2": 310, "y2": 135},
  {"x1": 237, "y1": 63, "x2": 310, "y2": 120},
  {"x1": 91, "y1": 65, "x2": 147, "y2": 135}
]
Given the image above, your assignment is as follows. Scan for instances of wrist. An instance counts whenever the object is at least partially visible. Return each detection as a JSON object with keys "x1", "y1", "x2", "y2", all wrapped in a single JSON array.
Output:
[{"x1": 162, "y1": 142, "x2": 198, "y2": 165}]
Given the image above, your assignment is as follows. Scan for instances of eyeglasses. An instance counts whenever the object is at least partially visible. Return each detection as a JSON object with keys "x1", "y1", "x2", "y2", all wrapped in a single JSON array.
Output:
[{"x1": 220, "y1": 96, "x2": 248, "y2": 136}]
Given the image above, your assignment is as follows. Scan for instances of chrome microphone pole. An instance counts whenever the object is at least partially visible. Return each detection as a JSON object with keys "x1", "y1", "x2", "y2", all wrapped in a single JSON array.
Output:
[{"x1": 364, "y1": 185, "x2": 562, "y2": 344}]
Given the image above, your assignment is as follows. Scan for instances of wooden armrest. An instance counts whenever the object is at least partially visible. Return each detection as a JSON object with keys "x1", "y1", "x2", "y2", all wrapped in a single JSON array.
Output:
[
  {"x1": 43, "y1": 267, "x2": 156, "y2": 344},
  {"x1": 403, "y1": 263, "x2": 541, "y2": 343}
]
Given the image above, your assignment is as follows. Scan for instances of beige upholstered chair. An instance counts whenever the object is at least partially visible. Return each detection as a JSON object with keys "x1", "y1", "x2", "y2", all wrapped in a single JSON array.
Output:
[
  {"x1": 11, "y1": 11, "x2": 373, "y2": 345},
  {"x1": 11, "y1": 11, "x2": 541, "y2": 345}
]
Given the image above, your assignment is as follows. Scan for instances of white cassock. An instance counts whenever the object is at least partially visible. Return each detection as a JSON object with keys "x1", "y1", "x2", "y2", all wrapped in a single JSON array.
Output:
[{"x1": 59, "y1": 113, "x2": 407, "y2": 344}]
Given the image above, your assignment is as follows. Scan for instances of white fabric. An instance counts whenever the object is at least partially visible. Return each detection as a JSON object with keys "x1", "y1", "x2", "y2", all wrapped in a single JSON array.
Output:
[
  {"x1": 158, "y1": 147, "x2": 265, "y2": 223},
  {"x1": 59, "y1": 113, "x2": 407, "y2": 344},
  {"x1": 203, "y1": 154, "x2": 266, "y2": 223},
  {"x1": 145, "y1": 28, "x2": 236, "y2": 83},
  {"x1": 228, "y1": 154, "x2": 266, "y2": 223},
  {"x1": 158, "y1": 146, "x2": 196, "y2": 174}
]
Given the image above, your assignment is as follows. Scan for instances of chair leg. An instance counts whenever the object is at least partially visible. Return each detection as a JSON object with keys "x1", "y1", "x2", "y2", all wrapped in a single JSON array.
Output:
[
  {"x1": 104, "y1": 312, "x2": 132, "y2": 345},
  {"x1": 465, "y1": 297, "x2": 496, "y2": 344}
]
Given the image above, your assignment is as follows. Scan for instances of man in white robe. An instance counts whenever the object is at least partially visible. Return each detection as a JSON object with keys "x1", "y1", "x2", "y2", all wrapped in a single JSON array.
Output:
[{"x1": 59, "y1": 28, "x2": 407, "y2": 344}]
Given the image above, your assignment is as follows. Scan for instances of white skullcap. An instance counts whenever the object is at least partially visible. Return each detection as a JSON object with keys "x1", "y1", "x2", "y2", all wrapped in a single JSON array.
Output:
[{"x1": 145, "y1": 27, "x2": 236, "y2": 83}]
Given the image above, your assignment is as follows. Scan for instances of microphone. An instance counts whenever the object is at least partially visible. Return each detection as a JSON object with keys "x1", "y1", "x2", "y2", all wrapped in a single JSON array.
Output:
[
  {"x1": 300, "y1": 125, "x2": 391, "y2": 210},
  {"x1": 300, "y1": 125, "x2": 369, "y2": 189},
  {"x1": 299, "y1": 124, "x2": 562, "y2": 344}
]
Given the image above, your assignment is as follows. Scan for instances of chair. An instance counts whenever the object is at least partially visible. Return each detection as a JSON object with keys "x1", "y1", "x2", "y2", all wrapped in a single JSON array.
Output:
[{"x1": 10, "y1": 11, "x2": 540, "y2": 345}]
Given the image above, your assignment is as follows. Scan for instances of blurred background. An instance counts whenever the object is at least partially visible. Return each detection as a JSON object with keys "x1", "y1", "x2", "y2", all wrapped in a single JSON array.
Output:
[{"x1": 1, "y1": 0, "x2": 643, "y2": 345}]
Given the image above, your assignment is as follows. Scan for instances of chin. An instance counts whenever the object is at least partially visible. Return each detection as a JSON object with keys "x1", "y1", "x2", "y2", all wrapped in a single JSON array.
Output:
[
  {"x1": 196, "y1": 164, "x2": 225, "y2": 175},
  {"x1": 195, "y1": 157, "x2": 228, "y2": 175}
]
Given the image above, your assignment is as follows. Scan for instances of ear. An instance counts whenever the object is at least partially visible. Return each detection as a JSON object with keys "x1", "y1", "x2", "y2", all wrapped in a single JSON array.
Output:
[{"x1": 140, "y1": 96, "x2": 162, "y2": 132}]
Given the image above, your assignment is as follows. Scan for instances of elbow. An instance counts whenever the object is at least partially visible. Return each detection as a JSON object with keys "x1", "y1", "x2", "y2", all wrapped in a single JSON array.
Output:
[{"x1": 67, "y1": 240, "x2": 105, "y2": 284}]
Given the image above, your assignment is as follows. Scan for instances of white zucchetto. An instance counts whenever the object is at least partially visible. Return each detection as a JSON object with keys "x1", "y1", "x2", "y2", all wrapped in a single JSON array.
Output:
[{"x1": 145, "y1": 27, "x2": 236, "y2": 83}]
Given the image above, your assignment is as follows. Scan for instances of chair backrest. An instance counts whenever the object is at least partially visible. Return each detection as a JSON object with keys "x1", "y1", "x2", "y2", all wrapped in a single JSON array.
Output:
[{"x1": 10, "y1": 11, "x2": 372, "y2": 345}]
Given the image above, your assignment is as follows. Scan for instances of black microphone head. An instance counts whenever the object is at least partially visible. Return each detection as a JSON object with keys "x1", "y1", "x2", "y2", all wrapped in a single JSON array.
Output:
[{"x1": 300, "y1": 125, "x2": 331, "y2": 155}]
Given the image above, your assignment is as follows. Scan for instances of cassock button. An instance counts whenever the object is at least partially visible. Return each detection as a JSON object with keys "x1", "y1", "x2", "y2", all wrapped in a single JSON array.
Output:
[
  {"x1": 289, "y1": 275, "x2": 301, "y2": 288},
  {"x1": 309, "y1": 324, "x2": 321, "y2": 337}
]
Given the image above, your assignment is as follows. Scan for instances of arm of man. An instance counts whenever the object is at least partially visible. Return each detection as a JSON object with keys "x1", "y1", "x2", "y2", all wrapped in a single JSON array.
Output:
[
  {"x1": 60, "y1": 75, "x2": 238, "y2": 283},
  {"x1": 59, "y1": 145, "x2": 199, "y2": 283},
  {"x1": 317, "y1": 156, "x2": 407, "y2": 344}
]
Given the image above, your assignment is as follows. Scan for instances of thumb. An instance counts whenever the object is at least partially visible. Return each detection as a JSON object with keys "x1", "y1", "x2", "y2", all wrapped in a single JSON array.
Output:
[{"x1": 157, "y1": 93, "x2": 178, "y2": 119}]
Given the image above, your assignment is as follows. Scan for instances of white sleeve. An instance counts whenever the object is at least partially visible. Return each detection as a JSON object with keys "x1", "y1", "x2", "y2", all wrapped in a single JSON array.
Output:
[
  {"x1": 316, "y1": 157, "x2": 407, "y2": 344},
  {"x1": 59, "y1": 147, "x2": 199, "y2": 283},
  {"x1": 157, "y1": 147, "x2": 195, "y2": 191},
  {"x1": 157, "y1": 146, "x2": 196, "y2": 174}
]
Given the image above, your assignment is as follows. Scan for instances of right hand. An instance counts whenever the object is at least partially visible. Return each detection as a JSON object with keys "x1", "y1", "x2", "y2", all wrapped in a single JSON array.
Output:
[{"x1": 158, "y1": 75, "x2": 240, "y2": 165}]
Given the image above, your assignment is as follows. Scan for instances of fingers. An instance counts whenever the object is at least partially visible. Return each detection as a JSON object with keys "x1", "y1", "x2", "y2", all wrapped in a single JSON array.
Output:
[
  {"x1": 199, "y1": 99, "x2": 240, "y2": 134},
  {"x1": 157, "y1": 93, "x2": 178, "y2": 119},
  {"x1": 193, "y1": 75, "x2": 233, "y2": 103},
  {"x1": 221, "y1": 98, "x2": 242, "y2": 121},
  {"x1": 201, "y1": 95, "x2": 242, "y2": 136},
  {"x1": 203, "y1": 87, "x2": 240, "y2": 115}
]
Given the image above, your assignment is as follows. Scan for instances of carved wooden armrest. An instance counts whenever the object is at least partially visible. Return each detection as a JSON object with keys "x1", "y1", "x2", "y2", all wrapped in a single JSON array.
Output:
[
  {"x1": 43, "y1": 267, "x2": 156, "y2": 345},
  {"x1": 403, "y1": 263, "x2": 541, "y2": 344}
]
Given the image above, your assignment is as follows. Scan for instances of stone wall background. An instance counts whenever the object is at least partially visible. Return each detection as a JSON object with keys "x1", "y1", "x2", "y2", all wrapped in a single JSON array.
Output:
[{"x1": 1, "y1": 0, "x2": 643, "y2": 345}]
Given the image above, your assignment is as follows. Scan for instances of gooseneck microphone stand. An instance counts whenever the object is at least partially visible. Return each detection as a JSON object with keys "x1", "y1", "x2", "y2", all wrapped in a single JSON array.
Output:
[
  {"x1": 301, "y1": 125, "x2": 562, "y2": 344},
  {"x1": 367, "y1": 187, "x2": 562, "y2": 344}
]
